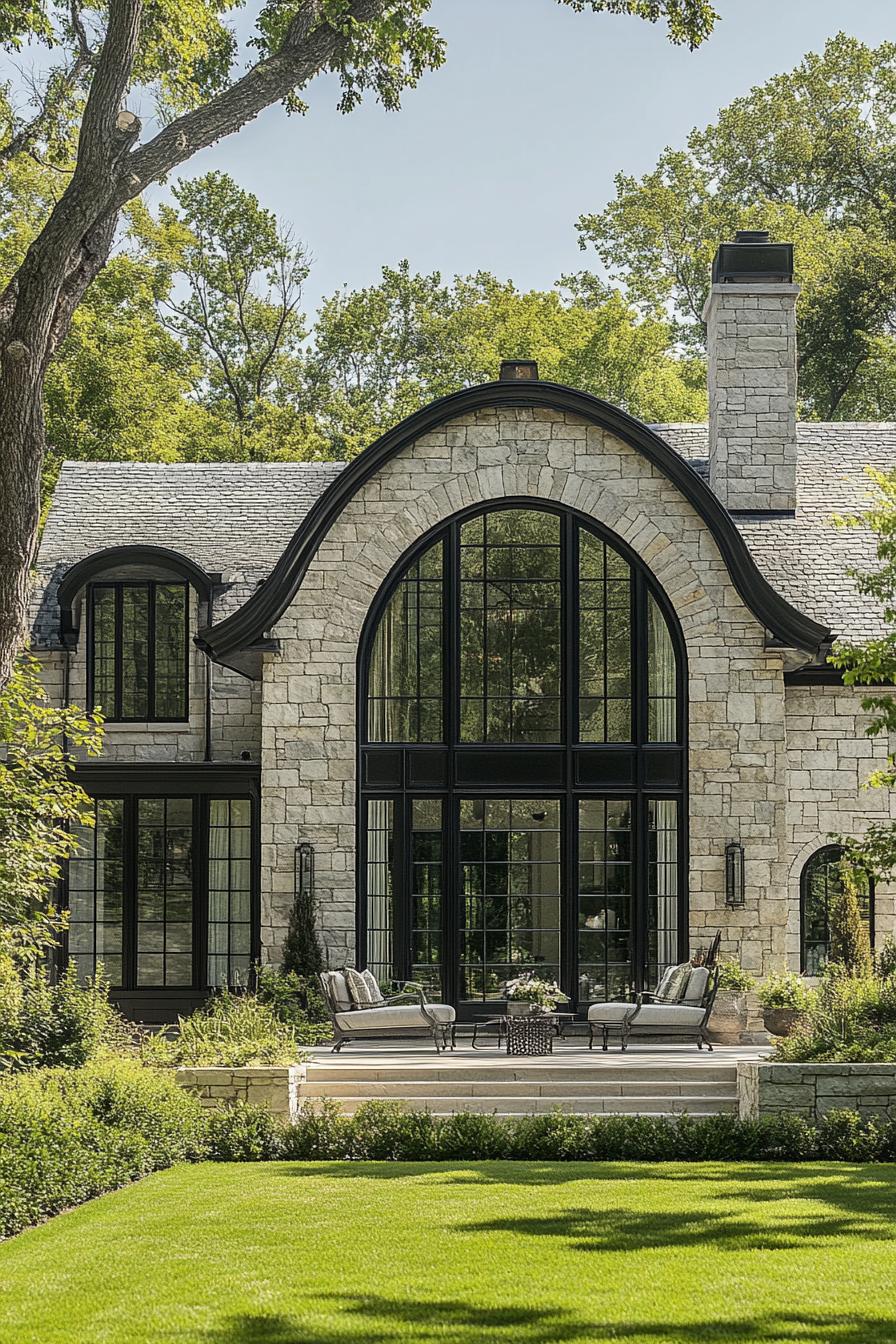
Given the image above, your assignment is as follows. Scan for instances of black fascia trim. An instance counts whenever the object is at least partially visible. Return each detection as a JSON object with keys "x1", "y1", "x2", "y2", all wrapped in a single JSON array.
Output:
[
  {"x1": 72, "y1": 760, "x2": 260, "y2": 794},
  {"x1": 59, "y1": 545, "x2": 215, "y2": 645},
  {"x1": 197, "y1": 380, "x2": 830, "y2": 668}
]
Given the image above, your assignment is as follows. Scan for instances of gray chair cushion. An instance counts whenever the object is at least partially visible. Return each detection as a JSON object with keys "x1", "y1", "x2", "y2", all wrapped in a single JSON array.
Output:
[
  {"x1": 628, "y1": 1004, "x2": 706, "y2": 1027},
  {"x1": 322, "y1": 971, "x2": 352, "y2": 1012},
  {"x1": 681, "y1": 966, "x2": 709, "y2": 1004},
  {"x1": 587, "y1": 1002, "x2": 635, "y2": 1024},
  {"x1": 335, "y1": 1003, "x2": 456, "y2": 1031}
]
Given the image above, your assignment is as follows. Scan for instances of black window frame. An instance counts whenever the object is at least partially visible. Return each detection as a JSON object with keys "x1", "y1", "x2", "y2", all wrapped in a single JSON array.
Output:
[
  {"x1": 800, "y1": 844, "x2": 875, "y2": 975},
  {"x1": 87, "y1": 579, "x2": 190, "y2": 723},
  {"x1": 62, "y1": 785, "x2": 260, "y2": 994},
  {"x1": 356, "y1": 499, "x2": 688, "y2": 1012}
]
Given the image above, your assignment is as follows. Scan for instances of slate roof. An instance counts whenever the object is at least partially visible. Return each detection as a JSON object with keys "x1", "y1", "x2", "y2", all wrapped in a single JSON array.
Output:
[{"x1": 33, "y1": 424, "x2": 896, "y2": 646}]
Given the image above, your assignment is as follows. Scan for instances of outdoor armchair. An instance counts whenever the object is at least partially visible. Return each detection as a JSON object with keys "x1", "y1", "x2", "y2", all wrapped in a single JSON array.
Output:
[{"x1": 319, "y1": 969, "x2": 456, "y2": 1053}]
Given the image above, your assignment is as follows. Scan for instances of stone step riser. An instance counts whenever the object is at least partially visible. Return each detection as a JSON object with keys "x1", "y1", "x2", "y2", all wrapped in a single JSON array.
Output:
[
  {"x1": 304, "y1": 1066, "x2": 737, "y2": 1085},
  {"x1": 301, "y1": 1096, "x2": 738, "y2": 1116},
  {"x1": 299, "y1": 1080, "x2": 736, "y2": 1099}
]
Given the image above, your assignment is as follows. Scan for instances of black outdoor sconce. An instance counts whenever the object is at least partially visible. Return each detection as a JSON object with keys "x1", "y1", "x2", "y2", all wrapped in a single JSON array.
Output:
[
  {"x1": 725, "y1": 841, "x2": 746, "y2": 908},
  {"x1": 295, "y1": 841, "x2": 315, "y2": 903}
]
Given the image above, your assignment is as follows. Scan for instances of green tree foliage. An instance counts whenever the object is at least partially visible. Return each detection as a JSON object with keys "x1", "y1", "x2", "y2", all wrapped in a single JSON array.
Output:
[
  {"x1": 305, "y1": 263, "x2": 705, "y2": 458},
  {"x1": 577, "y1": 35, "x2": 896, "y2": 419},
  {"x1": 829, "y1": 862, "x2": 874, "y2": 979},
  {"x1": 0, "y1": 658, "x2": 102, "y2": 959},
  {"x1": 133, "y1": 173, "x2": 311, "y2": 452}
]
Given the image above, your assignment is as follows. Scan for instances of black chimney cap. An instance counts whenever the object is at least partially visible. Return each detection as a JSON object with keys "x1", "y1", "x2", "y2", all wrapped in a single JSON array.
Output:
[
  {"x1": 712, "y1": 232, "x2": 793, "y2": 284},
  {"x1": 499, "y1": 359, "x2": 539, "y2": 382}
]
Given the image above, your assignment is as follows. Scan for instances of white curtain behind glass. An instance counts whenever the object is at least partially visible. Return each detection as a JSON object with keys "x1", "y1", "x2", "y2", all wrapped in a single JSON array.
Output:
[{"x1": 647, "y1": 594, "x2": 677, "y2": 742}]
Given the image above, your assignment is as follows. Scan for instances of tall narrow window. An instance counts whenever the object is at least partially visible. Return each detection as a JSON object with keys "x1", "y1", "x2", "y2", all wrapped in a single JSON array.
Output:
[
  {"x1": 135, "y1": 797, "x2": 194, "y2": 987},
  {"x1": 801, "y1": 846, "x2": 874, "y2": 975},
  {"x1": 578, "y1": 532, "x2": 632, "y2": 742},
  {"x1": 647, "y1": 594, "x2": 678, "y2": 742},
  {"x1": 410, "y1": 798, "x2": 443, "y2": 996},
  {"x1": 459, "y1": 510, "x2": 561, "y2": 742},
  {"x1": 647, "y1": 798, "x2": 679, "y2": 984},
  {"x1": 366, "y1": 800, "x2": 395, "y2": 985},
  {"x1": 367, "y1": 543, "x2": 442, "y2": 742},
  {"x1": 577, "y1": 799, "x2": 633, "y2": 1004},
  {"x1": 67, "y1": 798, "x2": 125, "y2": 984},
  {"x1": 208, "y1": 799, "x2": 253, "y2": 987},
  {"x1": 88, "y1": 581, "x2": 188, "y2": 722}
]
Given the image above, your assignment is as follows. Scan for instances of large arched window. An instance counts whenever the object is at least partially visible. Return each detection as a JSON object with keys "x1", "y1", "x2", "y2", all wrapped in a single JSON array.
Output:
[
  {"x1": 801, "y1": 845, "x2": 874, "y2": 975},
  {"x1": 359, "y1": 501, "x2": 685, "y2": 1015}
]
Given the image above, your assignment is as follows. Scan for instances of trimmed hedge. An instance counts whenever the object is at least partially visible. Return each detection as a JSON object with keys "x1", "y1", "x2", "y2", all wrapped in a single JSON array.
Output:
[
  {"x1": 0, "y1": 1058, "x2": 207, "y2": 1239},
  {"x1": 207, "y1": 1100, "x2": 896, "y2": 1165}
]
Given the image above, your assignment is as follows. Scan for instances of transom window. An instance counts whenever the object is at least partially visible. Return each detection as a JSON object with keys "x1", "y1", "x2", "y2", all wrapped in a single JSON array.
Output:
[
  {"x1": 800, "y1": 845, "x2": 874, "y2": 976},
  {"x1": 67, "y1": 793, "x2": 255, "y2": 990},
  {"x1": 88, "y1": 581, "x2": 188, "y2": 722},
  {"x1": 359, "y1": 501, "x2": 685, "y2": 1012}
]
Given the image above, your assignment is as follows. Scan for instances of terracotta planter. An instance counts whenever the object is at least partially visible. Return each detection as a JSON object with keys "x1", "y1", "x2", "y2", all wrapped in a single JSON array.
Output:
[
  {"x1": 762, "y1": 1006, "x2": 802, "y2": 1038},
  {"x1": 707, "y1": 990, "x2": 749, "y2": 1044}
]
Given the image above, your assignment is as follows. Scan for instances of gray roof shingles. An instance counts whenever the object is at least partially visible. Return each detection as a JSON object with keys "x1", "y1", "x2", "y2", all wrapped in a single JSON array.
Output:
[{"x1": 33, "y1": 425, "x2": 896, "y2": 646}]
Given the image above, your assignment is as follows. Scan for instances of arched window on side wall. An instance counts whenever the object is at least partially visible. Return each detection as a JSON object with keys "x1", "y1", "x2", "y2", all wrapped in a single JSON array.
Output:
[{"x1": 800, "y1": 845, "x2": 874, "y2": 975}]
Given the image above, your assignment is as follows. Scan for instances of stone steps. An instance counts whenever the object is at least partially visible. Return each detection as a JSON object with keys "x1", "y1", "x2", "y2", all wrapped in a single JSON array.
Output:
[{"x1": 297, "y1": 1057, "x2": 739, "y2": 1117}]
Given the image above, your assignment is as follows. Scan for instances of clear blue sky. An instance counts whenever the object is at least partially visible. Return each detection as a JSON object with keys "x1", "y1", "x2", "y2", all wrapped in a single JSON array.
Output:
[{"x1": 157, "y1": 1, "x2": 896, "y2": 315}]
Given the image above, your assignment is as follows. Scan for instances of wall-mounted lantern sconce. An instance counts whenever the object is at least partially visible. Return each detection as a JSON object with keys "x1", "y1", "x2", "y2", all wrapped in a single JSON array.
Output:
[
  {"x1": 295, "y1": 841, "x2": 315, "y2": 904},
  {"x1": 725, "y1": 841, "x2": 745, "y2": 907}
]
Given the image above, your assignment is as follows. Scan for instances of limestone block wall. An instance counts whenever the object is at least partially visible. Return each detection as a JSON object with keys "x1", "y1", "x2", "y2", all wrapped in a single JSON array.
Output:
[
  {"x1": 785, "y1": 684, "x2": 896, "y2": 962},
  {"x1": 260, "y1": 404, "x2": 793, "y2": 975},
  {"x1": 738, "y1": 1061, "x2": 896, "y2": 1121},
  {"x1": 175, "y1": 1065, "x2": 303, "y2": 1121},
  {"x1": 704, "y1": 282, "x2": 799, "y2": 512}
]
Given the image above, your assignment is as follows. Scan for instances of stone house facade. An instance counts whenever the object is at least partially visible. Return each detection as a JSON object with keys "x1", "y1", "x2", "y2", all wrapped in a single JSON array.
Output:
[{"x1": 30, "y1": 233, "x2": 896, "y2": 1022}]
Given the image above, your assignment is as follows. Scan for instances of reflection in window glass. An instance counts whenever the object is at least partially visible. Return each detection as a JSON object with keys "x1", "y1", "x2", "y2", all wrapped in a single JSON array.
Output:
[
  {"x1": 410, "y1": 799, "x2": 443, "y2": 997},
  {"x1": 647, "y1": 594, "x2": 677, "y2": 741},
  {"x1": 647, "y1": 798, "x2": 679, "y2": 984},
  {"x1": 802, "y1": 846, "x2": 873, "y2": 975},
  {"x1": 67, "y1": 798, "x2": 125, "y2": 985},
  {"x1": 208, "y1": 798, "x2": 253, "y2": 987},
  {"x1": 136, "y1": 797, "x2": 194, "y2": 987},
  {"x1": 459, "y1": 797, "x2": 561, "y2": 1000},
  {"x1": 154, "y1": 585, "x2": 188, "y2": 720},
  {"x1": 91, "y1": 588, "x2": 117, "y2": 719},
  {"x1": 368, "y1": 542, "x2": 443, "y2": 743},
  {"x1": 579, "y1": 532, "x2": 632, "y2": 743},
  {"x1": 460, "y1": 510, "x2": 561, "y2": 742},
  {"x1": 366, "y1": 800, "x2": 394, "y2": 985},
  {"x1": 89, "y1": 581, "x2": 187, "y2": 721},
  {"x1": 577, "y1": 799, "x2": 633, "y2": 1004}
]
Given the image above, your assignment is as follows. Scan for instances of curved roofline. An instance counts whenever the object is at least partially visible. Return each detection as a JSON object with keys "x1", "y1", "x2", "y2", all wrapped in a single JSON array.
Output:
[
  {"x1": 58, "y1": 544, "x2": 215, "y2": 645},
  {"x1": 197, "y1": 380, "x2": 829, "y2": 672}
]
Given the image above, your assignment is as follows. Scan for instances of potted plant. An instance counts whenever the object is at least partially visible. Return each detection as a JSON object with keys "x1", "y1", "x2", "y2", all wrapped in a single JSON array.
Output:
[
  {"x1": 502, "y1": 972, "x2": 569, "y2": 1016},
  {"x1": 707, "y1": 960, "x2": 755, "y2": 1044},
  {"x1": 758, "y1": 970, "x2": 816, "y2": 1037}
]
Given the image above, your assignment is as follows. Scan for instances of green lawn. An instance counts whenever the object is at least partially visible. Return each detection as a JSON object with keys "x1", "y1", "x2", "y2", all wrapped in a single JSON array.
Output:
[{"x1": 2, "y1": 1162, "x2": 896, "y2": 1343}]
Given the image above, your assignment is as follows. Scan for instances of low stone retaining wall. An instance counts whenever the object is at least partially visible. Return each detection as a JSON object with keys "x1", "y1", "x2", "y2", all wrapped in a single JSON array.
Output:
[
  {"x1": 175, "y1": 1066, "x2": 305, "y2": 1122},
  {"x1": 737, "y1": 1061, "x2": 896, "y2": 1121}
]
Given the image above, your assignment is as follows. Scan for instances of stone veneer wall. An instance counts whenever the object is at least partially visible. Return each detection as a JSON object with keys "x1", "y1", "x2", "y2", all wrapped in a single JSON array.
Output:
[
  {"x1": 260, "y1": 404, "x2": 795, "y2": 975},
  {"x1": 704, "y1": 281, "x2": 799, "y2": 513},
  {"x1": 738, "y1": 1061, "x2": 896, "y2": 1121},
  {"x1": 175, "y1": 1065, "x2": 303, "y2": 1120},
  {"x1": 785, "y1": 683, "x2": 896, "y2": 963}
]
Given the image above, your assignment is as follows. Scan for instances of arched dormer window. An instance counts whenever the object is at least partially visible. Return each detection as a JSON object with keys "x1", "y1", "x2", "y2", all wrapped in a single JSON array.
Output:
[
  {"x1": 800, "y1": 845, "x2": 874, "y2": 975},
  {"x1": 57, "y1": 546, "x2": 214, "y2": 723},
  {"x1": 358, "y1": 500, "x2": 686, "y2": 1013}
]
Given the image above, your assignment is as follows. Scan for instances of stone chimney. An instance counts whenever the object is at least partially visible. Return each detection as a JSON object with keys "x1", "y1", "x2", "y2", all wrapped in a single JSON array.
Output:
[{"x1": 704, "y1": 231, "x2": 799, "y2": 513}]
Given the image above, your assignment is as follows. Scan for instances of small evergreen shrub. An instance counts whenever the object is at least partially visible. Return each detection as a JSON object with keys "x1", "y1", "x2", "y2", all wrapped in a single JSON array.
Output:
[
  {"x1": 255, "y1": 966, "x2": 331, "y2": 1045},
  {"x1": 829, "y1": 861, "x2": 874, "y2": 978},
  {"x1": 775, "y1": 964, "x2": 896, "y2": 1062},
  {"x1": 757, "y1": 970, "x2": 816, "y2": 1013},
  {"x1": 141, "y1": 990, "x2": 302, "y2": 1068},
  {"x1": 0, "y1": 963, "x2": 129, "y2": 1072},
  {"x1": 205, "y1": 1103, "x2": 286, "y2": 1161}
]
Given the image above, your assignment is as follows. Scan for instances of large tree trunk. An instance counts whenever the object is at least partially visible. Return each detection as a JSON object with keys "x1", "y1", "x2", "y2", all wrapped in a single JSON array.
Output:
[{"x1": 0, "y1": 380, "x2": 44, "y2": 687}]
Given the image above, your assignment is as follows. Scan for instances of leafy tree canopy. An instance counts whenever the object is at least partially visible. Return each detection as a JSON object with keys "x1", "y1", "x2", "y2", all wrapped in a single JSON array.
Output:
[{"x1": 577, "y1": 35, "x2": 896, "y2": 419}]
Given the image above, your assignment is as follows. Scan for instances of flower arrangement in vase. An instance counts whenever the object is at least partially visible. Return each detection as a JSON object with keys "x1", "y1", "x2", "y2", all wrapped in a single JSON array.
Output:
[{"x1": 501, "y1": 972, "x2": 569, "y2": 1016}]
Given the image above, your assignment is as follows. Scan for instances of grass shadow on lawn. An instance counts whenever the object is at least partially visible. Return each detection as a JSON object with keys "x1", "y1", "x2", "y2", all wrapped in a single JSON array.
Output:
[{"x1": 205, "y1": 1304, "x2": 896, "y2": 1344}]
